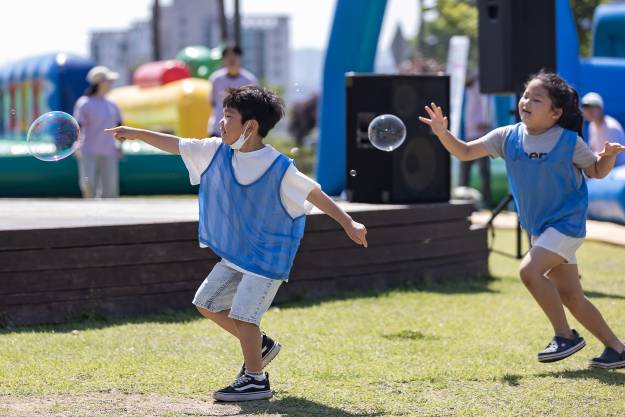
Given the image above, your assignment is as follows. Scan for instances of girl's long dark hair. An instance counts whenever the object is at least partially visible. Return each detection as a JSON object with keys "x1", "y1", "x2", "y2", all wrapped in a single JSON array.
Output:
[
  {"x1": 83, "y1": 83, "x2": 98, "y2": 96},
  {"x1": 526, "y1": 70, "x2": 583, "y2": 137}
]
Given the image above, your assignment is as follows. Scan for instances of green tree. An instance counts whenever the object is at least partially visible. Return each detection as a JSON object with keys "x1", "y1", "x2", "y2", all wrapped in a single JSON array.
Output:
[
  {"x1": 416, "y1": 0, "x2": 478, "y2": 68},
  {"x1": 569, "y1": 0, "x2": 609, "y2": 57}
]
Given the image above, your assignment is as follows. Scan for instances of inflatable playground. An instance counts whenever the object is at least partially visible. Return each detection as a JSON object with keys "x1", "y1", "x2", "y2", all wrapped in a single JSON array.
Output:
[
  {"x1": 0, "y1": 46, "x2": 220, "y2": 197},
  {"x1": 0, "y1": 0, "x2": 624, "y2": 223}
]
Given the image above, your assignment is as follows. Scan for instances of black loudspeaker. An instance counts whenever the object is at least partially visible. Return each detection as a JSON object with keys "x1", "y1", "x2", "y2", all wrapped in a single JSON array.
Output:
[
  {"x1": 345, "y1": 74, "x2": 450, "y2": 204},
  {"x1": 478, "y1": 0, "x2": 556, "y2": 94}
]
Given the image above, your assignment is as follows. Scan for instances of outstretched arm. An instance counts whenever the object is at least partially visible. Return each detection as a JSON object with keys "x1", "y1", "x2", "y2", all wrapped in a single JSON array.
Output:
[
  {"x1": 306, "y1": 187, "x2": 368, "y2": 248},
  {"x1": 583, "y1": 142, "x2": 625, "y2": 179},
  {"x1": 104, "y1": 126, "x2": 181, "y2": 155},
  {"x1": 418, "y1": 102, "x2": 490, "y2": 161}
]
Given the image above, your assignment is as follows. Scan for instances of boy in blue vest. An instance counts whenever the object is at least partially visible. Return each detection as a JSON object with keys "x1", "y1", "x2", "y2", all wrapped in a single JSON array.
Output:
[{"x1": 105, "y1": 86, "x2": 368, "y2": 401}]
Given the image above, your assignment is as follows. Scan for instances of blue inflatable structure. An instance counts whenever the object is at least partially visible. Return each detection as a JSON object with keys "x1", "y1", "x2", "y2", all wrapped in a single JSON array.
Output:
[
  {"x1": 0, "y1": 53, "x2": 93, "y2": 139},
  {"x1": 593, "y1": 3, "x2": 625, "y2": 58},
  {"x1": 588, "y1": 166, "x2": 625, "y2": 224},
  {"x1": 315, "y1": 0, "x2": 387, "y2": 196}
]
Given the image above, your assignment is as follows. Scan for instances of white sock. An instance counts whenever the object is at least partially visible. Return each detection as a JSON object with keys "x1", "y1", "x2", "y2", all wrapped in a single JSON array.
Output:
[{"x1": 245, "y1": 371, "x2": 266, "y2": 381}]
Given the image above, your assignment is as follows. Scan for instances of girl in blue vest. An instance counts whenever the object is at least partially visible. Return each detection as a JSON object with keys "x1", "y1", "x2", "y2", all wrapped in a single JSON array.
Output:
[
  {"x1": 419, "y1": 71, "x2": 625, "y2": 369},
  {"x1": 106, "y1": 86, "x2": 368, "y2": 401}
]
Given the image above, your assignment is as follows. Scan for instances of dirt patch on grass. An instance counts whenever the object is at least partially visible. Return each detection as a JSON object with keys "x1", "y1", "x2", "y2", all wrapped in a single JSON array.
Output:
[{"x1": 0, "y1": 393, "x2": 287, "y2": 417}]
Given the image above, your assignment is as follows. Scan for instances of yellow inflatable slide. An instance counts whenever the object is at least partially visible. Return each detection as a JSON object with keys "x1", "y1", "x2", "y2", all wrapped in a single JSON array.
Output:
[{"x1": 108, "y1": 77, "x2": 212, "y2": 139}]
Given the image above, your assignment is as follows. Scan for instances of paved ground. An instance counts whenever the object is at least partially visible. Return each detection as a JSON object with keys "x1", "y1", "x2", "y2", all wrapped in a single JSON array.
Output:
[
  {"x1": 471, "y1": 210, "x2": 625, "y2": 247},
  {"x1": 1, "y1": 198, "x2": 623, "y2": 247},
  {"x1": 0, "y1": 197, "x2": 412, "y2": 230}
]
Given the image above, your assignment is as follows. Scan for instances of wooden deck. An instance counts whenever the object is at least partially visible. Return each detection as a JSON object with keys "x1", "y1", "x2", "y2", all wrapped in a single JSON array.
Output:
[{"x1": 0, "y1": 199, "x2": 488, "y2": 326}]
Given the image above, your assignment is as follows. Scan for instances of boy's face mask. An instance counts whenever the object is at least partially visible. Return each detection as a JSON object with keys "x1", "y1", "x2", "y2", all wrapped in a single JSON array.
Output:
[{"x1": 229, "y1": 122, "x2": 252, "y2": 150}]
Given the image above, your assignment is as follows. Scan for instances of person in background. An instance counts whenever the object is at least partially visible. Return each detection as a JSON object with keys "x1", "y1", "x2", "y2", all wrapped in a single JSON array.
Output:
[
  {"x1": 207, "y1": 44, "x2": 258, "y2": 137},
  {"x1": 581, "y1": 92, "x2": 625, "y2": 167},
  {"x1": 460, "y1": 71, "x2": 492, "y2": 205},
  {"x1": 73, "y1": 65, "x2": 123, "y2": 198}
]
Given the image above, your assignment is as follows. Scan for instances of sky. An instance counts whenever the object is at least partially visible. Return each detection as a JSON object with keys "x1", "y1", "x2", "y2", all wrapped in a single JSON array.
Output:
[{"x1": 0, "y1": 0, "x2": 418, "y2": 66}]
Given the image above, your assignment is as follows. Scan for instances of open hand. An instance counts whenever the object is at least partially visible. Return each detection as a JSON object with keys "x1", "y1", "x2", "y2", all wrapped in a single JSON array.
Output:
[
  {"x1": 418, "y1": 102, "x2": 448, "y2": 136},
  {"x1": 599, "y1": 142, "x2": 625, "y2": 157},
  {"x1": 345, "y1": 220, "x2": 368, "y2": 248},
  {"x1": 104, "y1": 126, "x2": 140, "y2": 141}
]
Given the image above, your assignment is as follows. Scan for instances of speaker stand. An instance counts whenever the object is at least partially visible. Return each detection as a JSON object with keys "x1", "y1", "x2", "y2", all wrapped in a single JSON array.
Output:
[{"x1": 485, "y1": 193, "x2": 531, "y2": 259}]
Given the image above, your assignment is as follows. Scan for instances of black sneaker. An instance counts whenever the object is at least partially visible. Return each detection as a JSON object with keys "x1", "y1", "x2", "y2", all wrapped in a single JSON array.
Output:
[
  {"x1": 589, "y1": 347, "x2": 625, "y2": 369},
  {"x1": 213, "y1": 372, "x2": 272, "y2": 402},
  {"x1": 236, "y1": 333, "x2": 281, "y2": 378},
  {"x1": 537, "y1": 329, "x2": 586, "y2": 363}
]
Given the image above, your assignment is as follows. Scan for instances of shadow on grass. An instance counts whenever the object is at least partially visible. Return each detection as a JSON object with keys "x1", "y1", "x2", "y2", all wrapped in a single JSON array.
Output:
[
  {"x1": 500, "y1": 373, "x2": 522, "y2": 386},
  {"x1": 381, "y1": 329, "x2": 437, "y2": 341},
  {"x1": 215, "y1": 396, "x2": 383, "y2": 417},
  {"x1": 584, "y1": 290, "x2": 625, "y2": 301},
  {"x1": 0, "y1": 274, "x2": 497, "y2": 334},
  {"x1": 535, "y1": 369, "x2": 625, "y2": 386},
  {"x1": 0, "y1": 309, "x2": 200, "y2": 335},
  {"x1": 276, "y1": 273, "x2": 498, "y2": 310}
]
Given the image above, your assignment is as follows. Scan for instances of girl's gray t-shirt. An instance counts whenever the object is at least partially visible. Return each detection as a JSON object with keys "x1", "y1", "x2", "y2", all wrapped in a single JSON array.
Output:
[
  {"x1": 476, "y1": 124, "x2": 595, "y2": 240},
  {"x1": 476, "y1": 124, "x2": 597, "y2": 169}
]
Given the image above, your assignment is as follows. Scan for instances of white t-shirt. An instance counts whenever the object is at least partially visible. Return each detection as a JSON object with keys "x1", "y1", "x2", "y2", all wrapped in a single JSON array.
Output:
[
  {"x1": 463, "y1": 80, "x2": 491, "y2": 140},
  {"x1": 179, "y1": 137, "x2": 320, "y2": 278},
  {"x1": 589, "y1": 115, "x2": 625, "y2": 166}
]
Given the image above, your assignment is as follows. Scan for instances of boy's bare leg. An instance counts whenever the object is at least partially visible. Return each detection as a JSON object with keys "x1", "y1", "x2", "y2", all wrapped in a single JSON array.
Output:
[
  {"x1": 519, "y1": 246, "x2": 572, "y2": 338},
  {"x1": 549, "y1": 263, "x2": 625, "y2": 352},
  {"x1": 234, "y1": 320, "x2": 263, "y2": 373},
  {"x1": 196, "y1": 307, "x2": 239, "y2": 338}
]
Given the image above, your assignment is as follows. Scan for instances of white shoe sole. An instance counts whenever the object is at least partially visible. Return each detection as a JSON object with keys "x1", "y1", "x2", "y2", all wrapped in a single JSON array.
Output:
[
  {"x1": 588, "y1": 359, "x2": 625, "y2": 369},
  {"x1": 213, "y1": 390, "x2": 273, "y2": 402},
  {"x1": 538, "y1": 339, "x2": 586, "y2": 363},
  {"x1": 262, "y1": 342, "x2": 281, "y2": 368}
]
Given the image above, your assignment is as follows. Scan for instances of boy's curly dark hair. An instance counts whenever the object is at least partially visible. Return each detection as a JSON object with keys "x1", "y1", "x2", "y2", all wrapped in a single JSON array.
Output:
[
  {"x1": 223, "y1": 85, "x2": 285, "y2": 137},
  {"x1": 525, "y1": 70, "x2": 583, "y2": 136}
]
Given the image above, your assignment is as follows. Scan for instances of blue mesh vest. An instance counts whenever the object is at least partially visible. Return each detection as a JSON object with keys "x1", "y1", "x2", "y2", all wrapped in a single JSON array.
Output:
[
  {"x1": 504, "y1": 123, "x2": 588, "y2": 237},
  {"x1": 198, "y1": 144, "x2": 306, "y2": 280}
]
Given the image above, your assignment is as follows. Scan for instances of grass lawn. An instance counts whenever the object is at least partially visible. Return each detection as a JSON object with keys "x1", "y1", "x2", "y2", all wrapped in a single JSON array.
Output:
[{"x1": 1, "y1": 229, "x2": 625, "y2": 416}]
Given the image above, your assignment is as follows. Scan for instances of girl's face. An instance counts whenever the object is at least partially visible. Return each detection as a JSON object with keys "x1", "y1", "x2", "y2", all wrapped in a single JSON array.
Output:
[
  {"x1": 518, "y1": 79, "x2": 563, "y2": 133},
  {"x1": 97, "y1": 79, "x2": 113, "y2": 96}
]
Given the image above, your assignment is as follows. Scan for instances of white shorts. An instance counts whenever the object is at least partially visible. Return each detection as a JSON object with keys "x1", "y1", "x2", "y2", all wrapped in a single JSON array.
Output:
[{"x1": 531, "y1": 227, "x2": 584, "y2": 264}]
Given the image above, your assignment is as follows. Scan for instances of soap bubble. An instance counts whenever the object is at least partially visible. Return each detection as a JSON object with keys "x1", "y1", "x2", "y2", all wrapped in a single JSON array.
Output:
[
  {"x1": 27, "y1": 111, "x2": 80, "y2": 162},
  {"x1": 368, "y1": 114, "x2": 406, "y2": 152}
]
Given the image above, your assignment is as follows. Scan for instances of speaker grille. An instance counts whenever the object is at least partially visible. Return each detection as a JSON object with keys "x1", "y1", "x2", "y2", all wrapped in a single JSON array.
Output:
[{"x1": 400, "y1": 137, "x2": 438, "y2": 191}]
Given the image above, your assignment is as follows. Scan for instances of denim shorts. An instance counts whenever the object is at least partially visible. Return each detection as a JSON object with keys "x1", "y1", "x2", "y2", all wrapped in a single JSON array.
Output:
[{"x1": 192, "y1": 261, "x2": 283, "y2": 326}]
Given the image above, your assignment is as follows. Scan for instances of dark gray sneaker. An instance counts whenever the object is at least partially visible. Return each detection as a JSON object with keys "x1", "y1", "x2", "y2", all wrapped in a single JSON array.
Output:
[
  {"x1": 589, "y1": 347, "x2": 625, "y2": 369},
  {"x1": 236, "y1": 333, "x2": 281, "y2": 378},
  {"x1": 213, "y1": 372, "x2": 272, "y2": 402},
  {"x1": 538, "y1": 329, "x2": 586, "y2": 363}
]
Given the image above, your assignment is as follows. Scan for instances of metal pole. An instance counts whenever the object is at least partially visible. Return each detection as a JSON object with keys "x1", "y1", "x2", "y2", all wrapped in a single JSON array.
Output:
[
  {"x1": 217, "y1": 0, "x2": 228, "y2": 43},
  {"x1": 152, "y1": 0, "x2": 161, "y2": 61},
  {"x1": 234, "y1": 0, "x2": 241, "y2": 47}
]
